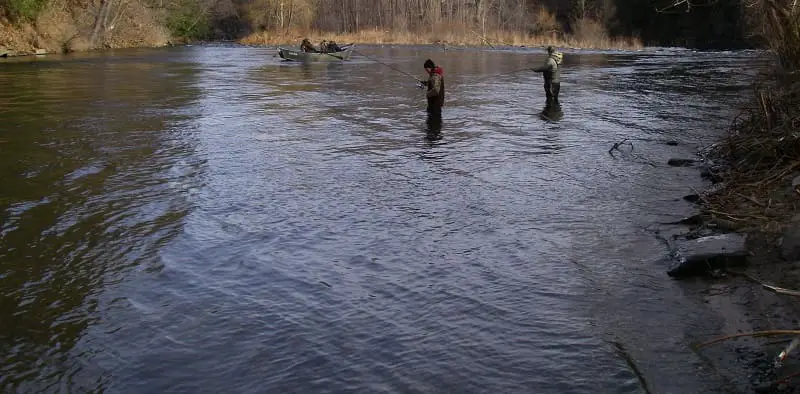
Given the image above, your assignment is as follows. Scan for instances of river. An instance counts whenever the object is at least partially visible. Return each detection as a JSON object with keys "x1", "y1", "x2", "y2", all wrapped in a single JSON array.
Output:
[{"x1": 0, "y1": 44, "x2": 770, "y2": 393}]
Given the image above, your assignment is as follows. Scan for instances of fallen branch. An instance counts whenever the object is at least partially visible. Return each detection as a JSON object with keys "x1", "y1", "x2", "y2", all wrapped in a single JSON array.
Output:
[
  {"x1": 608, "y1": 138, "x2": 632, "y2": 156},
  {"x1": 774, "y1": 370, "x2": 800, "y2": 385},
  {"x1": 694, "y1": 330, "x2": 800, "y2": 349},
  {"x1": 609, "y1": 340, "x2": 652, "y2": 394},
  {"x1": 469, "y1": 30, "x2": 495, "y2": 48},
  {"x1": 735, "y1": 192, "x2": 766, "y2": 207},
  {"x1": 726, "y1": 270, "x2": 800, "y2": 297}
]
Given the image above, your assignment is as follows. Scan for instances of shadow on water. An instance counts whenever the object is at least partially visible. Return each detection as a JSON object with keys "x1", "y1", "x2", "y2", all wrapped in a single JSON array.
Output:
[
  {"x1": 0, "y1": 50, "x2": 205, "y2": 392},
  {"x1": 424, "y1": 111, "x2": 443, "y2": 141},
  {"x1": 539, "y1": 100, "x2": 564, "y2": 122}
]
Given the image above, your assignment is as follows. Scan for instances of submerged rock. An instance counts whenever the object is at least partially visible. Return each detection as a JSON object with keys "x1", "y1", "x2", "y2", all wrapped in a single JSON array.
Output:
[
  {"x1": 667, "y1": 233, "x2": 749, "y2": 278},
  {"x1": 668, "y1": 158, "x2": 698, "y2": 167},
  {"x1": 780, "y1": 214, "x2": 800, "y2": 261}
]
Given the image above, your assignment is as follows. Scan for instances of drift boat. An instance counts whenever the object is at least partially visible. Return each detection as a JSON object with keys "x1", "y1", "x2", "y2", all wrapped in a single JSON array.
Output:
[{"x1": 277, "y1": 44, "x2": 355, "y2": 62}]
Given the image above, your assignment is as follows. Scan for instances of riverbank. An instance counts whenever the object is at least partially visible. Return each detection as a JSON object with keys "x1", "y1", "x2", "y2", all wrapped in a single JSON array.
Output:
[
  {"x1": 1, "y1": 27, "x2": 643, "y2": 58},
  {"x1": 238, "y1": 28, "x2": 643, "y2": 50},
  {"x1": 698, "y1": 74, "x2": 800, "y2": 391},
  {"x1": 0, "y1": 2, "x2": 169, "y2": 58},
  {"x1": 670, "y1": 0, "x2": 800, "y2": 386},
  {"x1": 650, "y1": 73, "x2": 800, "y2": 390}
]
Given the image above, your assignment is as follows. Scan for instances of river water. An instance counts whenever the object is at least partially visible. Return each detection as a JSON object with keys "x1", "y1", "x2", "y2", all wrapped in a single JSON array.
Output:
[{"x1": 0, "y1": 45, "x2": 770, "y2": 393}]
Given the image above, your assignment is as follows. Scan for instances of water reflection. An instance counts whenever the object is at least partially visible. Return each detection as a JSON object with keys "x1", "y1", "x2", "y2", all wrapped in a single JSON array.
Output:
[
  {"x1": 540, "y1": 100, "x2": 564, "y2": 122},
  {"x1": 425, "y1": 112, "x2": 443, "y2": 141},
  {"x1": 0, "y1": 50, "x2": 203, "y2": 392}
]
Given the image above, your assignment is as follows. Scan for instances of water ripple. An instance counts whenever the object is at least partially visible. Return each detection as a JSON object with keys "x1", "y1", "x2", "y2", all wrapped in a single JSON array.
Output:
[{"x1": 0, "y1": 45, "x2": 771, "y2": 394}]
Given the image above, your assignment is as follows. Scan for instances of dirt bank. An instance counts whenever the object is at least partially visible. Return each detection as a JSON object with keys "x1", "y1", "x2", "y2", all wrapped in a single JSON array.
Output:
[
  {"x1": 0, "y1": 0, "x2": 169, "y2": 57},
  {"x1": 677, "y1": 67, "x2": 800, "y2": 391}
]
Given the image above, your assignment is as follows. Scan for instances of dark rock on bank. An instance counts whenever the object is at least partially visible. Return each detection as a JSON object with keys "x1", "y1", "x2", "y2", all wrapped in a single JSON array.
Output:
[
  {"x1": 683, "y1": 193, "x2": 701, "y2": 204},
  {"x1": 667, "y1": 233, "x2": 749, "y2": 278},
  {"x1": 668, "y1": 158, "x2": 698, "y2": 167}
]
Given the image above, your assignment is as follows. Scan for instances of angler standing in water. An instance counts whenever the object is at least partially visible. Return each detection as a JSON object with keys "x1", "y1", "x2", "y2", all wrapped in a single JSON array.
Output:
[
  {"x1": 420, "y1": 59, "x2": 445, "y2": 116},
  {"x1": 531, "y1": 46, "x2": 564, "y2": 106}
]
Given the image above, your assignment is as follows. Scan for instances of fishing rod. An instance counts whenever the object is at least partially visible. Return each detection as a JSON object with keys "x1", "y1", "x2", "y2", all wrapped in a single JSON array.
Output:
[
  {"x1": 447, "y1": 68, "x2": 533, "y2": 92},
  {"x1": 352, "y1": 49, "x2": 425, "y2": 85},
  {"x1": 353, "y1": 48, "x2": 533, "y2": 90},
  {"x1": 468, "y1": 68, "x2": 532, "y2": 84}
]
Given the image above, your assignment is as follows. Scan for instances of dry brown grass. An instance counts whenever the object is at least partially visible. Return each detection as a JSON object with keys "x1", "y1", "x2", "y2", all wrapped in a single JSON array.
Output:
[
  {"x1": 239, "y1": 26, "x2": 643, "y2": 50},
  {"x1": 699, "y1": 0, "x2": 800, "y2": 233},
  {"x1": 0, "y1": 17, "x2": 38, "y2": 53},
  {"x1": 99, "y1": 0, "x2": 169, "y2": 49},
  {"x1": 1, "y1": 0, "x2": 168, "y2": 55},
  {"x1": 700, "y1": 75, "x2": 800, "y2": 234}
]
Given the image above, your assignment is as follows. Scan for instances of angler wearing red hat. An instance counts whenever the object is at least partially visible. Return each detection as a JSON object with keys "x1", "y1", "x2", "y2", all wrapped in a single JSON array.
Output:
[{"x1": 420, "y1": 59, "x2": 445, "y2": 116}]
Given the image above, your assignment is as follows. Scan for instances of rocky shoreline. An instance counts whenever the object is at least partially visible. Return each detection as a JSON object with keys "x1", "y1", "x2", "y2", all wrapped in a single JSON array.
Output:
[
  {"x1": 0, "y1": 47, "x2": 50, "y2": 57},
  {"x1": 661, "y1": 152, "x2": 800, "y2": 392}
]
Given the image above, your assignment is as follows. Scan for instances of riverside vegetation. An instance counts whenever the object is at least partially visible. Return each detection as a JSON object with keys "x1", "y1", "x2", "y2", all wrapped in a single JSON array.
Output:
[{"x1": 2, "y1": 0, "x2": 748, "y2": 55}]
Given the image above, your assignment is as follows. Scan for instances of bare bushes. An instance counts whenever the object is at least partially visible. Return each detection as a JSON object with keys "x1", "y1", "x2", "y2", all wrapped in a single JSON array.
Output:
[
  {"x1": 701, "y1": 0, "x2": 800, "y2": 232},
  {"x1": 1, "y1": 0, "x2": 168, "y2": 53}
]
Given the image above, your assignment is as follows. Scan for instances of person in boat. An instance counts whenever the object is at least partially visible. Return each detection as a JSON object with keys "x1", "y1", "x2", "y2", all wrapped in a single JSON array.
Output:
[
  {"x1": 319, "y1": 40, "x2": 329, "y2": 53},
  {"x1": 420, "y1": 59, "x2": 445, "y2": 116},
  {"x1": 326, "y1": 41, "x2": 342, "y2": 52},
  {"x1": 300, "y1": 38, "x2": 317, "y2": 53},
  {"x1": 531, "y1": 45, "x2": 564, "y2": 105}
]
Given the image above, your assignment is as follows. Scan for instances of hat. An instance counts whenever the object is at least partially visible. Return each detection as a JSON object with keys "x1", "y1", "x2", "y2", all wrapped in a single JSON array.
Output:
[
  {"x1": 423, "y1": 59, "x2": 435, "y2": 69},
  {"x1": 547, "y1": 46, "x2": 555, "y2": 53}
]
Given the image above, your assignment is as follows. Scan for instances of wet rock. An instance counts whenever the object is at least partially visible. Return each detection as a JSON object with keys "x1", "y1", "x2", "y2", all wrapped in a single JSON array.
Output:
[
  {"x1": 792, "y1": 175, "x2": 800, "y2": 189},
  {"x1": 0, "y1": 48, "x2": 8, "y2": 57},
  {"x1": 661, "y1": 213, "x2": 704, "y2": 226},
  {"x1": 667, "y1": 233, "x2": 749, "y2": 278},
  {"x1": 34, "y1": 48, "x2": 47, "y2": 55},
  {"x1": 780, "y1": 214, "x2": 800, "y2": 261},
  {"x1": 668, "y1": 158, "x2": 698, "y2": 167},
  {"x1": 683, "y1": 227, "x2": 717, "y2": 240},
  {"x1": 683, "y1": 193, "x2": 701, "y2": 204}
]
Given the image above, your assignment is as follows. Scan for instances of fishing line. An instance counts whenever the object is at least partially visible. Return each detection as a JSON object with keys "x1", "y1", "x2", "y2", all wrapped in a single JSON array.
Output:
[
  {"x1": 352, "y1": 49, "x2": 422, "y2": 84},
  {"x1": 447, "y1": 68, "x2": 535, "y2": 93},
  {"x1": 354, "y1": 49, "x2": 533, "y2": 90}
]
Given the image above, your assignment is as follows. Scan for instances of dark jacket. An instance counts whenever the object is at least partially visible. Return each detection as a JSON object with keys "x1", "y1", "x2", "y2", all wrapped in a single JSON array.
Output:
[
  {"x1": 300, "y1": 40, "x2": 317, "y2": 53},
  {"x1": 533, "y1": 52, "x2": 564, "y2": 83},
  {"x1": 425, "y1": 66, "x2": 445, "y2": 110}
]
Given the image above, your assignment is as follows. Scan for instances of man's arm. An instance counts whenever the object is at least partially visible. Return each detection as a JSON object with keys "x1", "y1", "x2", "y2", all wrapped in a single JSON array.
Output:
[{"x1": 532, "y1": 58, "x2": 554, "y2": 73}]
